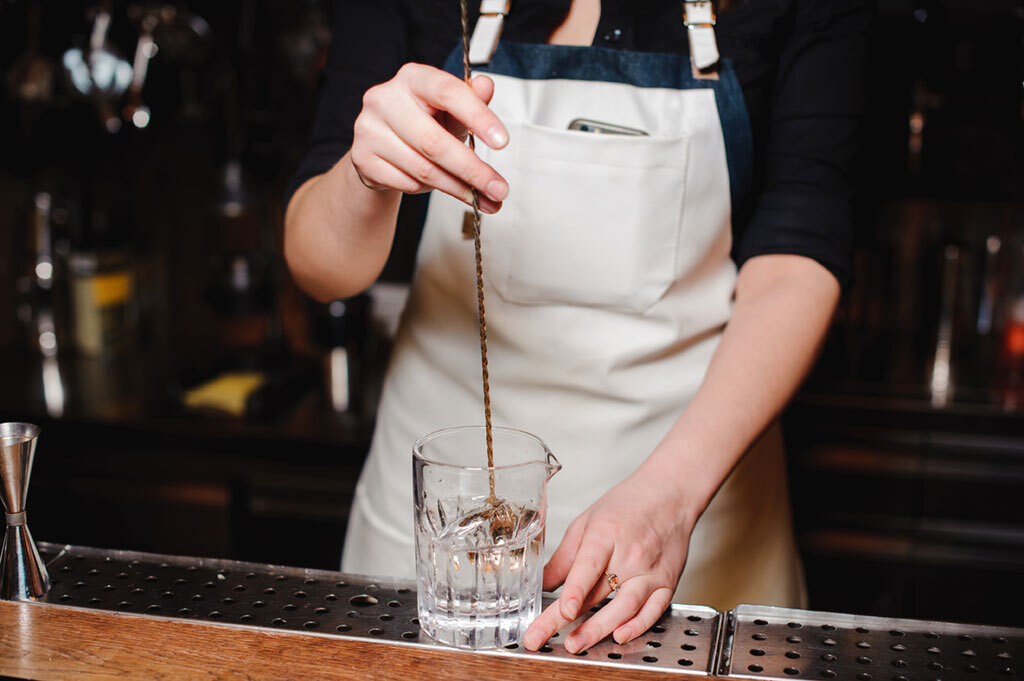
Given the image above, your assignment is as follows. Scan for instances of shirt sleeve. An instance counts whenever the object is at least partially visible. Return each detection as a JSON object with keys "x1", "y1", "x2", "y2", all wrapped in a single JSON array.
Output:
[
  {"x1": 733, "y1": 0, "x2": 871, "y2": 289},
  {"x1": 283, "y1": 0, "x2": 409, "y2": 210}
]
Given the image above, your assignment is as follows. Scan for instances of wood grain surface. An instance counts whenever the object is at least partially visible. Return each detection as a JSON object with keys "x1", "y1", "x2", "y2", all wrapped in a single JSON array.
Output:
[{"x1": 0, "y1": 600, "x2": 691, "y2": 681}]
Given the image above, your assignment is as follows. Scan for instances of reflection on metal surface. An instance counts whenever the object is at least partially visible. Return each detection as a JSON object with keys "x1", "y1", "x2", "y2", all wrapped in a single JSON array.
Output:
[
  {"x1": 34, "y1": 306, "x2": 65, "y2": 419},
  {"x1": 123, "y1": 15, "x2": 157, "y2": 129},
  {"x1": 978, "y1": 235, "x2": 1002, "y2": 336},
  {"x1": 721, "y1": 604, "x2": 1023, "y2": 681},
  {"x1": 40, "y1": 357, "x2": 64, "y2": 419},
  {"x1": 930, "y1": 245, "x2": 959, "y2": 408},
  {"x1": 37, "y1": 542, "x2": 720, "y2": 676},
  {"x1": 0, "y1": 424, "x2": 49, "y2": 601},
  {"x1": 328, "y1": 346, "x2": 350, "y2": 412},
  {"x1": 32, "y1": 193, "x2": 53, "y2": 292},
  {"x1": 61, "y1": 4, "x2": 132, "y2": 133}
]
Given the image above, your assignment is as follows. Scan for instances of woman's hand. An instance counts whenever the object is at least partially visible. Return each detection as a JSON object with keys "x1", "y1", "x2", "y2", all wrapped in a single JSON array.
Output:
[
  {"x1": 351, "y1": 63, "x2": 510, "y2": 213},
  {"x1": 284, "y1": 64, "x2": 510, "y2": 302},
  {"x1": 519, "y1": 255, "x2": 841, "y2": 653},
  {"x1": 523, "y1": 464, "x2": 698, "y2": 654}
]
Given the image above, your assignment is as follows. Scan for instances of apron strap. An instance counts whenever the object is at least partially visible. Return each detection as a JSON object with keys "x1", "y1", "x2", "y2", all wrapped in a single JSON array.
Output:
[
  {"x1": 470, "y1": 1, "x2": 721, "y2": 76},
  {"x1": 469, "y1": 0, "x2": 510, "y2": 65},
  {"x1": 683, "y1": 1, "x2": 721, "y2": 75}
]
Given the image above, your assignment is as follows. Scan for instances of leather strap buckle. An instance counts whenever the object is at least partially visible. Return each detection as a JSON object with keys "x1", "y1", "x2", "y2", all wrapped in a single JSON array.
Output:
[
  {"x1": 469, "y1": 0, "x2": 511, "y2": 66},
  {"x1": 682, "y1": 1, "x2": 720, "y2": 74}
]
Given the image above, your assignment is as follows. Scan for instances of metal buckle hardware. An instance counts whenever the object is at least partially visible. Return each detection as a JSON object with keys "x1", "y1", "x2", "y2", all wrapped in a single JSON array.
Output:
[{"x1": 682, "y1": 1, "x2": 716, "y2": 27}]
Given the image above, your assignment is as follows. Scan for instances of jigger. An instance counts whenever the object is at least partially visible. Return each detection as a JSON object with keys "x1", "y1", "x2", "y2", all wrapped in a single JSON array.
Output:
[{"x1": 0, "y1": 423, "x2": 49, "y2": 600}]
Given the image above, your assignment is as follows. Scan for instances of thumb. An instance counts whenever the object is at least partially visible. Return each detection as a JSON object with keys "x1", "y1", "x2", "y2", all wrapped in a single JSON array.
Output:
[
  {"x1": 440, "y1": 75, "x2": 498, "y2": 141},
  {"x1": 470, "y1": 74, "x2": 495, "y2": 105},
  {"x1": 542, "y1": 517, "x2": 584, "y2": 591}
]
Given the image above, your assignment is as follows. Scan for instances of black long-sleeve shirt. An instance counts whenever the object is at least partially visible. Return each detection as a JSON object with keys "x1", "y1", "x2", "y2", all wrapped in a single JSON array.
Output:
[{"x1": 287, "y1": 0, "x2": 871, "y2": 287}]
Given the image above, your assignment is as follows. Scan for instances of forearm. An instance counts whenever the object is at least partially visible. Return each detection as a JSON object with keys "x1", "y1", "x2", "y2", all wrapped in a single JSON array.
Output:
[
  {"x1": 283, "y1": 150, "x2": 402, "y2": 302},
  {"x1": 643, "y1": 254, "x2": 840, "y2": 523}
]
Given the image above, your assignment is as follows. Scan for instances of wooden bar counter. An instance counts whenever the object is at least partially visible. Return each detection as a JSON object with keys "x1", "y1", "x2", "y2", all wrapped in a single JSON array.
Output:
[
  {"x1": 0, "y1": 543, "x2": 719, "y2": 681},
  {"x1": 0, "y1": 544, "x2": 1019, "y2": 681}
]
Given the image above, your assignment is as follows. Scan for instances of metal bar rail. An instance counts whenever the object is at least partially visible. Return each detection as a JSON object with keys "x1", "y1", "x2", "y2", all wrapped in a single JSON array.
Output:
[{"x1": 0, "y1": 543, "x2": 1017, "y2": 681}]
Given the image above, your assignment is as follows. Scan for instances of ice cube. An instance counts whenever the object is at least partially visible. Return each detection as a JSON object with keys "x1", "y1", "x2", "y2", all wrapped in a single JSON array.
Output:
[
  {"x1": 513, "y1": 507, "x2": 539, "y2": 539},
  {"x1": 439, "y1": 508, "x2": 492, "y2": 547},
  {"x1": 423, "y1": 505, "x2": 442, "y2": 534},
  {"x1": 436, "y1": 497, "x2": 460, "y2": 529}
]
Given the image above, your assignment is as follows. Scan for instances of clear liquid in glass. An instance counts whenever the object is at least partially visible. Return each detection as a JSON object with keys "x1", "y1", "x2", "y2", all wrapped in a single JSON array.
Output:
[{"x1": 416, "y1": 497, "x2": 543, "y2": 648}]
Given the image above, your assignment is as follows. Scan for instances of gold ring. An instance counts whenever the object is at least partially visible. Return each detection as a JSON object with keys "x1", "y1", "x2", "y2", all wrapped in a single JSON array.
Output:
[{"x1": 605, "y1": 571, "x2": 620, "y2": 592}]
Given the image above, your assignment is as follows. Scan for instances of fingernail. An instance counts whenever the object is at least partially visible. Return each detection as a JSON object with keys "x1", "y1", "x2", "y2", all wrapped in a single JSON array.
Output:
[
  {"x1": 487, "y1": 126, "x2": 508, "y2": 148},
  {"x1": 524, "y1": 632, "x2": 540, "y2": 650},
  {"x1": 564, "y1": 636, "x2": 581, "y2": 654},
  {"x1": 486, "y1": 179, "x2": 508, "y2": 202},
  {"x1": 563, "y1": 598, "x2": 579, "y2": 618}
]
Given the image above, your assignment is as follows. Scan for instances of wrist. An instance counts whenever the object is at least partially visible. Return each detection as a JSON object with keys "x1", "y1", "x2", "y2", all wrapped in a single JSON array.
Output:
[
  {"x1": 639, "y1": 438, "x2": 728, "y2": 529},
  {"x1": 339, "y1": 151, "x2": 400, "y2": 205}
]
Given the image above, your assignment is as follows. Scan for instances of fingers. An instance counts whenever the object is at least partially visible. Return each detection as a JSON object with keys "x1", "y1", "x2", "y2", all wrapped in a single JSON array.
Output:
[
  {"x1": 443, "y1": 75, "x2": 497, "y2": 141},
  {"x1": 556, "y1": 533, "x2": 613, "y2": 621},
  {"x1": 563, "y1": 576, "x2": 663, "y2": 654},
  {"x1": 368, "y1": 125, "x2": 502, "y2": 213},
  {"x1": 523, "y1": 577, "x2": 667, "y2": 653},
  {"x1": 523, "y1": 598, "x2": 572, "y2": 652},
  {"x1": 612, "y1": 587, "x2": 673, "y2": 645},
  {"x1": 358, "y1": 65, "x2": 510, "y2": 205},
  {"x1": 385, "y1": 101, "x2": 508, "y2": 202},
  {"x1": 471, "y1": 75, "x2": 495, "y2": 106},
  {"x1": 542, "y1": 517, "x2": 585, "y2": 591},
  {"x1": 404, "y1": 65, "x2": 507, "y2": 148},
  {"x1": 353, "y1": 97, "x2": 504, "y2": 210},
  {"x1": 575, "y1": 576, "x2": 615, "y2": 615},
  {"x1": 524, "y1": 564, "x2": 615, "y2": 652}
]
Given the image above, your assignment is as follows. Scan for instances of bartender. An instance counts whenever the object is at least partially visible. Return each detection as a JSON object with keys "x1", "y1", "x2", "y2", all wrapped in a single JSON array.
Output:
[{"x1": 284, "y1": 0, "x2": 869, "y2": 655}]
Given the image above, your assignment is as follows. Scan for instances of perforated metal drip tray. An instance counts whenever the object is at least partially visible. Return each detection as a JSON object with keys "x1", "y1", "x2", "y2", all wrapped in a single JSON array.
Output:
[
  {"x1": 36, "y1": 543, "x2": 720, "y2": 676},
  {"x1": 32, "y1": 543, "x2": 1024, "y2": 681},
  {"x1": 721, "y1": 605, "x2": 1022, "y2": 681}
]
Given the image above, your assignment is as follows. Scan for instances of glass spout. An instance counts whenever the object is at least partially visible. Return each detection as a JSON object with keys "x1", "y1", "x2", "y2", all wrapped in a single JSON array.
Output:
[{"x1": 544, "y1": 451, "x2": 562, "y2": 481}]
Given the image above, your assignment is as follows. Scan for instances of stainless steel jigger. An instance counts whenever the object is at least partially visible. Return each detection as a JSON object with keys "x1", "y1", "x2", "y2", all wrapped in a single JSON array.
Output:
[{"x1": 0, "y1": 423, "x2": 49, "y2": 600}]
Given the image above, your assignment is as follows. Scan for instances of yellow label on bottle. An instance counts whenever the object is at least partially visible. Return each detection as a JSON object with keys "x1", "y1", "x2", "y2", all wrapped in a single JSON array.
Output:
[
  {"x1": 70, "y1": 268, "x2": 136, "y2": 355},
  {"x1": 89, "y1": 272, "x2": 133, "y2": 307}
]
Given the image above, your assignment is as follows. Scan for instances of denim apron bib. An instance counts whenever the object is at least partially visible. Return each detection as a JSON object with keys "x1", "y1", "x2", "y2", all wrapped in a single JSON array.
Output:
[{"x1": 342, "y1": 27, "x2": 807, "y2": 612}]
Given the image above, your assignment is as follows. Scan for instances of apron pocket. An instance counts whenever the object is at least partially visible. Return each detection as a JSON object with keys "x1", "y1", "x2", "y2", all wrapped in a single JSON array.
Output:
[{"x1": 498, "y1": 121, "x2": 689, "y2": 314}]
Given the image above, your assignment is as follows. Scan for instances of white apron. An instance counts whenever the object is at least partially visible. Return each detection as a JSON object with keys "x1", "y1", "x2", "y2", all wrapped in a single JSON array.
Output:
[{"x1": 342, "y1": 35, "x2": 807, "y2": 612}]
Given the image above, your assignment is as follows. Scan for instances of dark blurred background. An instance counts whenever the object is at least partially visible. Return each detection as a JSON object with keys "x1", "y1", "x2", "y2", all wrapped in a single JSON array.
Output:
[{"x1": 0, "y1": 0, "x2": 1021, "y2": 628}]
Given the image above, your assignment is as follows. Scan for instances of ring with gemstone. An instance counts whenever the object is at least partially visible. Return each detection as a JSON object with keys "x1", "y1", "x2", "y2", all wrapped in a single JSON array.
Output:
[{"x1": 604, "y1": 570, "x2": 620, "y2": 592}]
